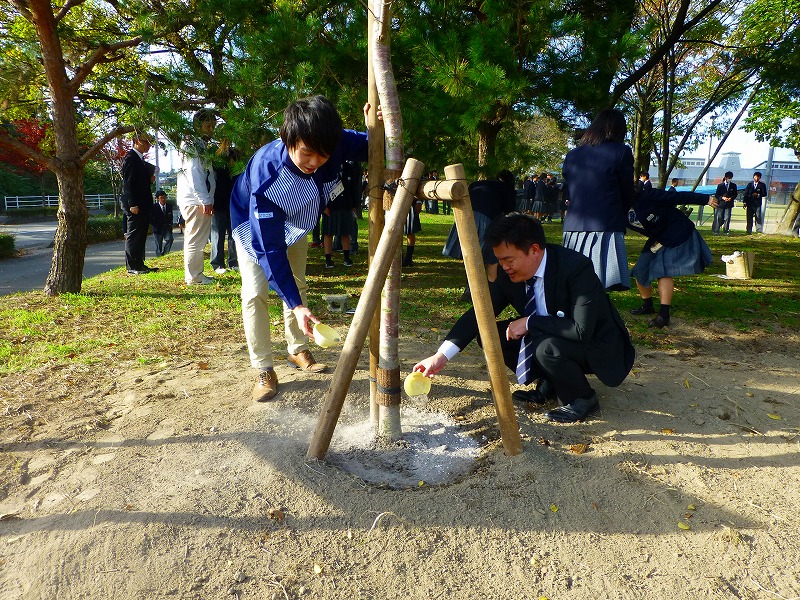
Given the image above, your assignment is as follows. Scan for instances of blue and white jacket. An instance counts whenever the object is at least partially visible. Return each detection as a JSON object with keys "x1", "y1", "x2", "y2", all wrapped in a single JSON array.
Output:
[{"x1": 230, "y1": 130, "x2": 368, "y2": 308}]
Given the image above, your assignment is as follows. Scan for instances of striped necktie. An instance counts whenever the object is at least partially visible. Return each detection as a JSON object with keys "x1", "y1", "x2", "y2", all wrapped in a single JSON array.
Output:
[{"x1": 515, "y1": 276, "x2": 538, "y2": 385}]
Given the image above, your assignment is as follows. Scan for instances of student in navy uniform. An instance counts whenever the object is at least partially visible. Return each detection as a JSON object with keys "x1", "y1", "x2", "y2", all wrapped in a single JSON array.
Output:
[
  {"x1": 742, "y1": 171, "x2": 768, "y2": 234},
  {"x1": 230, "y1": 95, "x2": 376, "y2": 402},
  {"x1": 562, "y1": 109, "x2": 636, "y2": 291},
  {"x1": 629, "y1": 188, "x2": 717, "y2": 328},
  {"x1": 150, "y1": 189, "x2": 175, "y2": 256},
  {"x1": 712, "y1": 171, "x2": 737, "y2": 235}
]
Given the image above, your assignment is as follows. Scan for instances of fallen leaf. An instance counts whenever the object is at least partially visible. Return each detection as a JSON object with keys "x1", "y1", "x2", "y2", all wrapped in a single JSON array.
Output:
[
  {"x1": 683, "y1": 379, "x2": 691, "y2": 389},
  {"x1": 550, "y1": 504, "x2": 558, "y2": 513},
  {"x1": 538, "y1": 437, "x2": 551, "y2": 446},
  {"x1": 124, "y1": 504, "x2": 135, "y2": 511},
  {"x1": 690, "y1": 403, "x2": 699, "y2": 407},
  {"x1": 661, "y1": 428, "x2": 675, "y2": 434},
  {"x1": 591, "y1": 502, "x2": 599, "y2": 511},
  {"x1": 418, "y1": 481, "x2": 425, "y2": 487},
  {"x1": 197, "y1": 362, "x2": 210, "y2": 370},
  {"x1": 431, "y1": 327, "x2": 439, "y2": 332},
  {"x1": 767, "y1": 413, "x2": 782, "y2": 420},
  {"x1": 746, "y1": 392, "x2": 754, "y2": 397},
  {"x1": 687, "y1": 504, "x2": 696, "y2": 511},
  {"x1": 678, "y1": 521, "x2": 691, "y2": 530},
  {"x1": 267, "y1": 508, "x2": 285, "y2": 521},
  {"x1": 313, "y1": 564, "x2": 323, "y2": 575},
  {"x1": 570, "y1": 443, "x2": 590, "y2": 454}
]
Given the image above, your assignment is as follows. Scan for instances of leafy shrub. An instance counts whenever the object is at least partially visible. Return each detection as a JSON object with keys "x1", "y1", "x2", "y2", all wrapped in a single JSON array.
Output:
[
  {"x1": 0, "y1": 233, "x2": 14, "y2": 258},
  {"x1": 86, "y1": 215, "x2": 124, "y2": 244}
]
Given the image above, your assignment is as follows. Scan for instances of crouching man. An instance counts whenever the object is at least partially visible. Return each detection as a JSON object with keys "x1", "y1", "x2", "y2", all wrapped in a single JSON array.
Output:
[{"x1": 413, "y1": 213, "x2": 635, "y2": 422}]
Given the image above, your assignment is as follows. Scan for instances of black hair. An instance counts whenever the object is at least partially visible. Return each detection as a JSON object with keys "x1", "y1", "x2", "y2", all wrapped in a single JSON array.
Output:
[
  {"x1": 639, "y1": 171, "x2": 650, "y2": 179},
  {"x1": 580, "y1": 109, "x2": 627, "y2": 146},
  {"x1": 496, "y1": 170, "x2": 515, "y2": 187},
  {"x1": 485, "y1": 212, "x2": 546, "y2": 252},
  {"x1": 280, "y1": 95, "x2": 343, "y2": 157},
  {"x1": 155, "y1": 189, "x2": 167, "y2": 198},
  {"x1": 192, "y1": 108, "x2": 216, "y2": 130},
  {"x1": 753, "y1": 171, "x2": 762, "y2": 178},
  {"x1": 671, "y1": 178, "x2": 679, "y2": 184},
  {"x1": 724, "y1": 171, "x2": 734, "y2": 178}
]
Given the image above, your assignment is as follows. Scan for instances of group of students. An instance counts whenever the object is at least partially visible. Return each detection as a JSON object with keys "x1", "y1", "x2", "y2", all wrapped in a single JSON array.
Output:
[{"x1": 123, "y1": 97, "x2": 739, "y2": 427}]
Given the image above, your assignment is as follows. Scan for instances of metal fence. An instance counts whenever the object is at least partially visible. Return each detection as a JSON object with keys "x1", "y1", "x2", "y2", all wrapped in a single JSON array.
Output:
[{"x1": 3, "y1": 194, "x2": 116, "y2": 211}]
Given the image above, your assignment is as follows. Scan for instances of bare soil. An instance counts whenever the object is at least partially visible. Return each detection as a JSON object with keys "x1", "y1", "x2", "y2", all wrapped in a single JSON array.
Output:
[{"x1": 2, "y1": 319, "x2": 799, "y2": 599}]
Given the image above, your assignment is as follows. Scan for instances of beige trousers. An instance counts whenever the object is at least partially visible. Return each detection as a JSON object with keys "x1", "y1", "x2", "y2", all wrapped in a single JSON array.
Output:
[
  {"x1": 180, "y1": 204, "x2": 213, "y2": 284},
  {"x1": 237, "y1": 238, "x2": 310, "y2": 370}
]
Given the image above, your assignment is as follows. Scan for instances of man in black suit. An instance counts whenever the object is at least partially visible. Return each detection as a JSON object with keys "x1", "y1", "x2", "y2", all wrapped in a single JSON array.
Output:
[
  {"x1": 743, "y1": 171, "x2": 768, "y2": 234},
  {"x1": 712, "y1": 171, "x2": 737, "y2": 235},
  {"x1": 121, "y1": 132, "x2": 156, "y2": 274},
  {"x1": 414, "y1": 213, "x2": 635, "y2": 423},
  {"x1": 150, "y1": 189, "x2": 174, "y2": 256}
]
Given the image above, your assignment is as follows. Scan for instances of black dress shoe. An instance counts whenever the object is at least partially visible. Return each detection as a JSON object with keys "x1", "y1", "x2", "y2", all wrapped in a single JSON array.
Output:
[
  {"x1": 631, "y1": 305, "x2": 655, "y2": 315},
  {"x1": 142, "y1": 265, "x2": 159, "y2": 272},
  {"x1": 512, "y1": 388, "x2": 548, "y2": 404},
  {"x1": 648, "y1": 315, "x2": 668, "y2": 328},
  {"x1": 127, "y1": 269, "x2": 148, "y2": 275},
  {"x1": 546, "y1": 395, "x2": 600, "y2": 423},
  {"x1": 512, "y1": 379, "x2": 557, "y2": 405}
]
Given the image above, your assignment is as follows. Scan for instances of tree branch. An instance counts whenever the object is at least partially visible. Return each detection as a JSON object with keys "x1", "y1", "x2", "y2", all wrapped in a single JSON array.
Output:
[
  {"x1": 611, "y1": 0, "x2": 724, "y2": 105},
  {"x1": 54, "y1": 0, "x2": 87, "y2": 22},
  {"x1": 0, "y1": 130, "x2": 57, "y2": 172},
  {"x1": 69, "y1": 37, "x2": 142, "y2": 93},
  {"x1": 9, "y1": 0, "x2": 33, "y2": 21},
  {"x1": 80, "y1": 125, "x2": 134, "y2": 164}
]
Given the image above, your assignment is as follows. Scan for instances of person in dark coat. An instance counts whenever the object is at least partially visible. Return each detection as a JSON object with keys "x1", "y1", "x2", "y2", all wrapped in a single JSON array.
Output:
[
  {"x1": 120, "y1": 132, "x2": 156, "y2": 274},
  {"x1": 150, "y1": 189, "x2": 174, "y2": 256},
  {"x1": 211, "y1": 142, "x2": 240, "y2": 273},
  {"x1": 562, "y1": 109, "x2": 636, "y2": 291},
  {"x1": 742, "y1": 171, "x2": 768, "y2": 234},
  {"x1": 712, "y1": 171, "x2": 737, "y2": 235},
  {"x1": 416, "y1": 213, "x2": 635, "y2": 423},
  {"x1": 443, "y1": 170, "x2": 517, "y2": 298},
  {"x1": 629, "y1": 188, "x2": 717, "y2": 328}
]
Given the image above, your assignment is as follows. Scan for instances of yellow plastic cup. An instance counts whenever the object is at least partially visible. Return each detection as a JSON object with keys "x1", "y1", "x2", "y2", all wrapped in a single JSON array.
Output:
[
  {"x1": 312, "y1": 323, "x2": 341, "y2": 348},
  {"x1": 404, "y1": 371, "x2": 432, "y2": 396}
]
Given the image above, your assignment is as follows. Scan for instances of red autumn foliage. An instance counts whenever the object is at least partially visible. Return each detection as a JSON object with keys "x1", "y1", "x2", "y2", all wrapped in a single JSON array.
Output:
[{"x1": 0, "y1": 118, "x2": 49, "y2": 175}]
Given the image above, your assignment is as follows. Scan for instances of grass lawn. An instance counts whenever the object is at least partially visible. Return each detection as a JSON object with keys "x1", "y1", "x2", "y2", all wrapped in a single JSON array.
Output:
[{"x1": 1, "y1": 212, "x2": 799, "y2": 376}]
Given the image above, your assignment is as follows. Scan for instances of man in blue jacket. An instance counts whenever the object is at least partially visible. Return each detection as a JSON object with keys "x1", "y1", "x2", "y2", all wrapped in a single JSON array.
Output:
[{"x1": 230, "y1": 96, "x2": 375, "y2": 402}]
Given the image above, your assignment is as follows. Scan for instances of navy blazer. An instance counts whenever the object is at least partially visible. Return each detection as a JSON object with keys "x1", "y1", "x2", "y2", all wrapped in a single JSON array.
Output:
[
  {"x1": 743, "y1": 181, "x2": 767, "y2": 207},
  {"x1": 445, "y1": 244, "x2": 635, "y2": 387},
  {"x1": 120, "y1": 150, "x2": 154, "y2": 213},
  {"x1": 715, "y1": 181, "x2": 737, "y2": 208},
  {"x1": 562, "y1": 141, "x2": 635, "y2": 233},
  {"x1": 150, "y1": 201, "x2": 174, "y2": 232}
]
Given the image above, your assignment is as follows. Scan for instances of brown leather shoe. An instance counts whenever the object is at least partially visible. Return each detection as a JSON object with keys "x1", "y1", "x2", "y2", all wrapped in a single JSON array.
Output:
[
  {"x1": 252, "y1": 370, "x2": 278, "y2": 402},
  {"x1": 287, "y1": 350, "x2": 327, "y2": 373}
]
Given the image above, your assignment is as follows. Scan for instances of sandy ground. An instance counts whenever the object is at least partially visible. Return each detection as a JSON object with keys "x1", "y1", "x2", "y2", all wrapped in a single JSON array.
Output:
[{"x1": 1, "y1": 318, "x2": 799, "y2": 600}]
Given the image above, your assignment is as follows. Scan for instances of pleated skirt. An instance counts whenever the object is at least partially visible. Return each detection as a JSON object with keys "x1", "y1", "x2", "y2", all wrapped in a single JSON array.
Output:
[
  {"x1": 631, "y1": 230, "x2": 712, "y2": 283},
  {"x1": 562, "y1": 230, "x2": 630, "y2": 291}
]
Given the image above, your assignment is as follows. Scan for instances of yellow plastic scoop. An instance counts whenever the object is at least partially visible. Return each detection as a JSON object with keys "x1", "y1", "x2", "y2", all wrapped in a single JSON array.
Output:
[
  {"x1": 312, "y1": 323, "x2": 341, "y2": 348},
  {"x1": 404, "y1": 371, "x2": 432, "y2": 396}
]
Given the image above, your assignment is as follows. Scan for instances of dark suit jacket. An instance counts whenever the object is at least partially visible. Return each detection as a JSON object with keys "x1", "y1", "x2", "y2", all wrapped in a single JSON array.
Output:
[
  {"x1": 150, "y1": 201, "x2": 174, "y2": 232},
  {"x1": 743, "y1": 181, "x2": 767, "y2": 207},
  {"x1": 715, "y1": 181, "x2": 738, "y2": 208},
  {"x1": 120, "y1": 150, "x2": 154, "y2": 214},
  {"x1": 562, "y1": 141, "x2": 636, "y2": 233},
  {"x1": 445, "y1": 244, "x2": 635, "y2": 387}
]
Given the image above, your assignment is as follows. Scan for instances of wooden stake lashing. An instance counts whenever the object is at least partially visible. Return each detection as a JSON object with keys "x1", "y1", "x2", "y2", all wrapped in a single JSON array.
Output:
[
  {"x1": 443, "y1": 164, "x2": 522, "y2": 456},
  {"x1": 306, "y1": 158, "x2": 425, "y2": 461}
]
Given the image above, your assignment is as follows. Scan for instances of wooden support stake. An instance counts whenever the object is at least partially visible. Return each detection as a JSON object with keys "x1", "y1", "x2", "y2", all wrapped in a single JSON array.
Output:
[
  {"x1": 307, "y1": 158, "x2": 425, "y2": 461},
  {"x1": 444, "y1": 163, "x2": 522, "y2": 456}
]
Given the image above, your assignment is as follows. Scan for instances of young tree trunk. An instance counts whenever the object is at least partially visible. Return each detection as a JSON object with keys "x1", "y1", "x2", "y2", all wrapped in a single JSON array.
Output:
[
  {"x1": 370, "y1": 0, "x2": 403, "y2": 441},
  {"x1": 45, "y1": 164, "x2": 88, "y2": 295}
]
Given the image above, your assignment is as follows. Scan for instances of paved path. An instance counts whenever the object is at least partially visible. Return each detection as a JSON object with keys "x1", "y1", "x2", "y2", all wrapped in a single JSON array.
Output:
[{"x1": 0, "y1": 222, "x2": 184, "y2": 295}]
